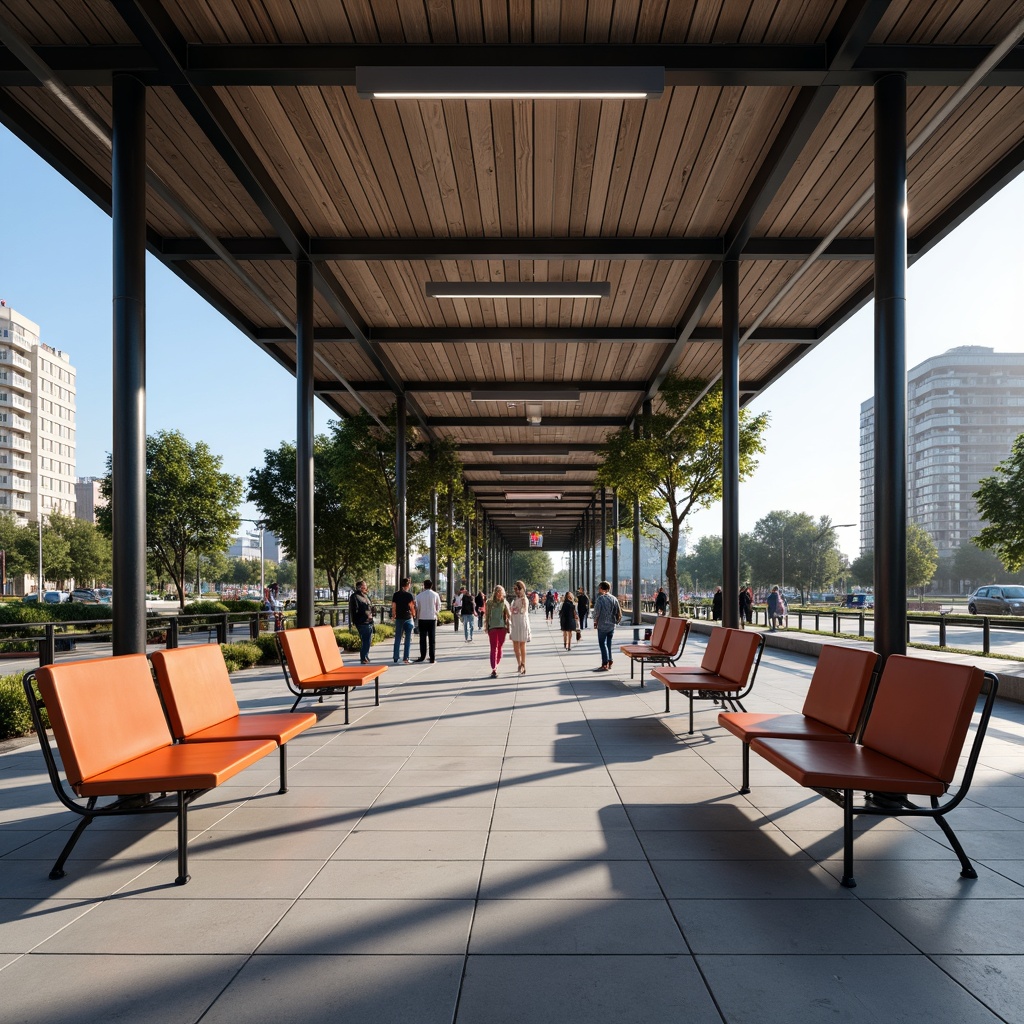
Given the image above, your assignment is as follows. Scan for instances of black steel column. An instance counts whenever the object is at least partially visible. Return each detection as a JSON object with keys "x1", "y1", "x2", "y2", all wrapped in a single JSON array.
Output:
[
  {"x1": 396, "y1": 395, "x2": 407, "y2": 582},
  {"x1": 447, "y1": 489, "x2": 455, "y2": 606},
  {"x1": 464, "y1": 502, "x2": 472, "y2": 590},
  {"x1": 600, "y1": 487, "x2": 607, "y2": 582},
  {"x1": 611, "y1": 489, "x2": 619, "y2": 600},
  {"x1": 481, "y1": 515, "x2": 488, "y2": 595},
  {"x1": 721, "y1": 259, "x2": 741, "y2": 629},
  {"x1": 632, "y1": 415, "x2": 643, "y2": 625},
  {"x1": 111, "y1": 74, "x2": 147, "y2": 655},
  {"x1": 295, "y1": 259, "x2": 315, "y2": 628},
  {"x1": 429, "y1": 487, "x2": 438, "y2": 584},
  {"x1": 874, "y1": 72, "x2": 908, "y2": 662}
]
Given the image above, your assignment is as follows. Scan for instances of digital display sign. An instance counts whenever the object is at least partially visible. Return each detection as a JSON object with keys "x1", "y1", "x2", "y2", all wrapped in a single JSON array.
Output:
[{"x1": 529, "y1": 531, "x2": 543, "y2": 548}]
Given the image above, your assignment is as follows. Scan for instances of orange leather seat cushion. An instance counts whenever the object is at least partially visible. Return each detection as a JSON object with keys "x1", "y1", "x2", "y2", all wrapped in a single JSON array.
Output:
[
  {"x1": 76, "y1": 738, "x2": 277, "y2": 797},
  {"x1": 294, "y1": 666, "x2": 386, "y2": 689},
  {"x1": 750, "y1": 737, "x2": 947, "y2": 796},
  {"x1": 718, "y1": 712, "x2": 850, "y2": 743},
  {"x1": 186, "y1": 712, "x2": 316, "y2": 745},
  {"x1": 651, "y1": 667, "x2": 739, "y2": 691},
  {"x1": 619, "y1": 643, "x2": 673, "y2": 657}
]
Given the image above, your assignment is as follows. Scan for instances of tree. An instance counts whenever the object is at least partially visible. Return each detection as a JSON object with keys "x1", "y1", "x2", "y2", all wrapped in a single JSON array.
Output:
[
  {"x1": 98, "y1": 430, "x2": 243, "y2": 608},
  {"x1": 678, "y1": 535, "x2": 723, "y2": 594},
  {"x1": 906, "y1": 522, "x2": 938, "y2": 601},
  {"x1": 509, "y1": 549, "x2": 554, "y2": 591},
  {"x1": 848, "y1": 549, "x2": 873, "y2": 588},
  {"x1": 47, "y1": 510, "x2": 112, "y2": 586},
  {"x1": 747, "y1": 511, "x2": 845, "y2": 602},
  {"x1": 952, "y1": 541, "x2": 1003, "y2": 589},
  {"x1": 974, "y1": 434, "x2": 1024, "y2": 571},
  {"x1": 597, "y1": 377, "x2": 769, "y2": 615},
  {"x1": 248, "y1": 433, "x2": 393, "y2": 604},
  {"x1": 0, "y1": 512, "x2": 33, "y2": 580}
]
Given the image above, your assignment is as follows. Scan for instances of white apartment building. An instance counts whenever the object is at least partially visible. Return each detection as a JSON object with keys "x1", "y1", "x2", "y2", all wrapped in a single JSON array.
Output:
[
  {"x1": 0, "y1": 304, "x2": 76, "y2": 524},
  {"x1": 75, "y1": 476, "x2": 104, "y2": 523}
]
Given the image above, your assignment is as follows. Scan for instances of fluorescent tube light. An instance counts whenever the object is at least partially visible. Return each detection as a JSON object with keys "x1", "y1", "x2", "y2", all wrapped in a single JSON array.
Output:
[
  {"x1": 357, "y1": 67, "x2": 664, "y2": 100},
  {"x1": 470, "y1": 390, "x2": 581, "y2": 402},
  {"x1": 499, "y1": 468, "x2": 567, "y2": 475},
  {"x1": 504, "y1": 492, "x2": 562, "y2": 501},
  {"x1": 426, "y1": 282, "x2": 610, "y2": 300}
]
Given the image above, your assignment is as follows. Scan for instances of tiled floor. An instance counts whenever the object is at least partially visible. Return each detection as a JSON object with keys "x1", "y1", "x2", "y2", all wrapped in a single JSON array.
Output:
[{"x1": 2, "y1": 622, "x2": 1023, "y2": 1023}]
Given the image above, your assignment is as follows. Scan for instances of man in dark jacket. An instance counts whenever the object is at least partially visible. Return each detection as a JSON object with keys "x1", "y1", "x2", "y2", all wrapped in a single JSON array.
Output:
[{"x1": 654, "y1": 587, "x2": 668, "y2": 616}]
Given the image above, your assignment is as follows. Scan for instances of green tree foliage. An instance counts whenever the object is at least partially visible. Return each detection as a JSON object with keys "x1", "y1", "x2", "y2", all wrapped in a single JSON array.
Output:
[
  {"x1": 247, "y1": 434, "x2": 392, "y2": 604},
  {"x1": 597, "y1": 377, "x2": 769, "y2": 615},
  {"x1": 678, "y1": 535, "x2": 724, "y2": 592},
  {"x1": 974, "y1": 434, "x2": 1024, "y2": 572},
  {"x1": 508, "y1": 549, "x2": 554, "y2": 591},
  {"x1": 47, "y1": 510, "x2": 111, "y2": 586},
  {"x1": 747, "y1": 511, "x2": 846, "y2": 602},
  {"x1": 98, "y1": 430, "x2": 243, "y2": 608},
  {"x1": 0, "y1": 513, "x2": 32, "y2": 578},
  {"x1": 21, "y1": 520, "x2": 71, "y2": 589},
  {"x1": 906, "y1": 521, "x2": 939, "y2": 599},
  {"x1": 848, "y1": 549, "x2": 874, "y2": 587},
  {"x1": 952, "y1": 541, "x2": 1004, "y2": 588}
]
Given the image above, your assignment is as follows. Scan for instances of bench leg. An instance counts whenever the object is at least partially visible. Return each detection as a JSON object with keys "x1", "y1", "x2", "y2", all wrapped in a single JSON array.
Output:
[
  {"x1": 375, "y1": 678, "x2": 380, "y2": 707},
  {"x1": 175, "y1": 791, "x2": 190, "y2": 886},
  {"x1": 740, "y1": 743, "x2": 751, "y2": 795},
  {"x1": 278, "y1": 744, "x2": 288, "y2": 794},
  {"x1": 630, "y1": 660, "x2": 634, "y2": 680},
  {"x1": 344, "y1": 686, "x2": 350, "y2": 725},
  {"x1": 665, "y1": 685, "x2": 671, "y2": 714},
  {"x1": 640, "y1": 662, "x2": 645, "y2": 688},
  {"x1": 841, "y1": 790, "x2": 856, "y2": 888},
  {"x1": 933, "y1": 810, "x2": 977, "y2": 879},
  {"x1": 290, "y1": 692, "x2": 304, "y2": 712},
  {"x1": 50, "y1": 798, "x2": 96, "y2": 879},
  {"x1": 688, "y1": 691, "x2": 695, "y2": 735}
]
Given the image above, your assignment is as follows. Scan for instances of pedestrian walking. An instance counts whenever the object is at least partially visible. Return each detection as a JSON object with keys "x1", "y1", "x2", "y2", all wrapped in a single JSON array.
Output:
[
  {"x1": 390, "y1": 577, "x2": 416, "y2": 663},
  {"x1": 348, "y1": 579, "x2": 375, "y2": 664},
  {"x1": 712, "y1": 586, "x2": 723, "y2": 621},
  {"x1": 510, "y1": 580, "x2": 532, "y2": 674},
  {"x1": 475, "y1": 589, "x2": 486, "y2": 630},
  {"x1": 739, "y1": 584, "x2": 753, "y2": 628},
  {"x1": 593, "y1": 580, "x2": 622, "y2": 671},
  {"x1": 485, "y1": 585, "x2": 511, "y2": 677},
  {"x1": 544, "y1": 589, "x2": 555, "y2": 621},
  {"x1": 559, "y1": 591, "x2": 580, "y2": 650},
  {"x1": 459, "y1": 587, "x2": 475, "y2": 641},
  {"x1": 414, "y1": 579, "x2": 441, "y2": 662},
  {"x1": 654, "y1": 587, "x2": 668, "y2": 616},
  {"x1": 767, "y1": 586, "x2": 781, "y2": 632},
  {"x1": 576, "y1": 587, "x2": 590, "y2": 629}
]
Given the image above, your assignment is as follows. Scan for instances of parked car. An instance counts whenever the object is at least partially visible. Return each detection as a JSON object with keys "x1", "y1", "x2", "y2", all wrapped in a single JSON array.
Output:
[
  {"x1": 96, "y1": 588, "x2": 113, "y2": 603},
  {"x1": 23, "y1": 590, "x2": 69, "y2": 604},
  {"x1": 966, "y1": 585, "x2": 1024, "y2": 616},
  {"x1": 71, "y1": 588, "x2": 102, "y2": 604}
]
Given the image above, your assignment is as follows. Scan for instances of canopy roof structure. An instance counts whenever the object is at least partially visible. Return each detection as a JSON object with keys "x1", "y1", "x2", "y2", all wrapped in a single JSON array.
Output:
[{"x1": 2, "y1": 1, "x2": 1024, "y2": 549}]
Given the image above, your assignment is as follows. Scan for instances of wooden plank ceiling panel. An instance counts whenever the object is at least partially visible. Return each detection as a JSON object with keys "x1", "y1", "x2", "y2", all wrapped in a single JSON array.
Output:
[
  {"x1": 310, "y1": 340, "x2": 383, "y2": 380},
  {"x1": 669, "y1": 340, "x2": 721, "y2": 382},
  {"x1": 874, "y1": 0, "x2": 1019, "y2": 44},
  {"x1": 0, "y1": 0, "x2": 132, "y2": 44},
  {"x1": 738, "y1": 342, "x2": 804, "y2": 381}
]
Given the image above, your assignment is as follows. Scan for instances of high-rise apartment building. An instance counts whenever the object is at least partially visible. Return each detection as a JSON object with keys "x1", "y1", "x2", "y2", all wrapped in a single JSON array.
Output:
[
  {"x1": 75, "y1": 476, "x2": 104, "y2": 523},
  {"x1": 0, "y1": 304, "x2": 76, "y2": 524},
  {"x1": 860, "y1": 346, "x2": 1024, "y2": 560}
]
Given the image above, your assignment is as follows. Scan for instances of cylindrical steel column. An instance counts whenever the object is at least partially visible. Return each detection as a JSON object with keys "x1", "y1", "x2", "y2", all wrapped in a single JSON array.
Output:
[
  {"x1": 295, "y1": 259, "x2": 315, "y2": 628},
  {"x1": 632, "y1": 414, "x2": 644, "y2": 625},
  {"x1": 111, "y1": 74, "x2": 147, "y2": 655},
  {"x1": 396, "y1": 395, "x2": 407, "y2": 582},
  {"x1": 874, "y1": 73, "x2": 908, "y2": 662},
  {"x1": 447, "y1": 489, "x2": 455, "y2": 606},
  {"x1": 721, "y1": 258, "x2": 741, "y2": 629},
  {"x1": 464, "y1": 500, "x2": 472, "y2": 591},
  {"x1": 429, "y1": 487, "x2": 438, "y2": 585},
  {"x1": 611, "y1": 489, "x2": 619, "y2": 601},
  {"x1": 600, "y1": 487, "x2": 608, "y2": 582}
]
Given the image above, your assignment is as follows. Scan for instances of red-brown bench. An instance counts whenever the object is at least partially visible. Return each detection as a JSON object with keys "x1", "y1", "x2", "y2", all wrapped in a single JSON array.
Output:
[
  {"x1": 718, "y1": 644, "x2": 880, "y2": 793},
  {"x1": 749, "y1": 655, "x2": 998, "y2": 888},
  {"x1": 651, "y1": 628, "x2": 764, "y2": 732},
  {"x1": 24, "y1": 654, "x2": 278, "y2": 885},
  {"x1": 277, "y1": 626, "x2": 386, "y2": 722},
  {"x1": 151, "y1": 644, "x2": 317, "y2": 793},
  {"x1": 619, "y1": 616, "x2": 689, "y2": 687}
]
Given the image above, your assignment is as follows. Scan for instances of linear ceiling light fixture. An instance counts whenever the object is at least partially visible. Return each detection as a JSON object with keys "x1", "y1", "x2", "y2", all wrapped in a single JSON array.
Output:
[
  {"x1": 356, "y1": 67, "x2": 664, "y2": 100},
  {"x1": 491, "y1": 447, "x2": 571, "y2": 456},
  {"x1": 525, "y1": 402, "x2": 543, "y2": 426},
  {"x1": 499, "y1": 468, "x2": 567, "y2": 476},
  {"x1": 504, "y1": 492, "x2": 562, "y2": 501},
  {"x1": 426, "y1": 282, "x2": 610, "y2": 300},
  {"x1": 471, "y1": 390, "x2": 581, "y2": 402}
]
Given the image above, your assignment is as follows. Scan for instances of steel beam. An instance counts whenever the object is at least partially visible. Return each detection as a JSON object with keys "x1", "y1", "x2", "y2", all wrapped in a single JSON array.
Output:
[
  {"x1": 721, "y1": 259, "x2": 741, "y2": 630},
  {"x1": 295, "y1": 259, "x2": 315, "y2": 628}
]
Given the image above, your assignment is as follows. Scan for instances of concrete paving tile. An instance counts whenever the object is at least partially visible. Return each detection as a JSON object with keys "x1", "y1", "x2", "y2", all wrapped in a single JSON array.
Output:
[
  {"x1": 303, "y1": 859, "x2": 481, "y2": 899},
  {"x1": 673, "y1": 898, "x2": 915, "y2": 954},
  {"x1": 761, "y1": 805, "x2": 916, "y2": 831},
  {"x1": 188, "y1": 828, "x2": 344, "y2": 862},
  {"x1": 0, "y1": 858, "x2": 157, "y2": 900},
  {"x1": 0, "y1": 900, "x2": 96, "y2": 952},
  {"x1": 0, "y1": 953, "x2": 249, "y2": 1024},
  {"x1": 389, "y1": 770, "x2": 500, "y2": 788},
  {"x1": 652, "y1": 859, "x2": 855, "y2": 899},
  {"x1": 485, "y1": 829, "x2": 645, "y2": 861},
  {"x1": 201, "y1": 954, "x2": 463, "y2": 1024},
  {"x1": 285, "y1": 769, "x2": 399, "y2": 788},
  {"x1": 981, "y1": 860, "x2": 1024, "y2": 886},
  {"x1": 332, "y1": 829, "x2": 488, "y2": 860},
  {"x1": 479, "y1": 859, "x2": 663, "y2": 900},
  {"x1": 864, "y1": 897, "x2": 1024, "y2": 954},
  {"x1": 373, "y1": 785, "x2": 497, "y2": 808},
  {"x1": 614, "y1": 784, "x2": 746, "y2": 805},
  {"x1": 497, "y1": 768, "x2": 614, "y2": 786},
  {"x1": 624, "y1": 803, "x2": 766, "y2": 831},
  {"x1": 218, "y1": 785, "x2": 384, "y2": 808},
  {"x1": 356, "y1": 806, "x2": 494, "y2": 830},
  {"x1": 122, "y1": 859, "x2": 325, "y2": 900},
  {"x1": 932, "y1": 955, "x2": 1024, "y2": 1022},
  {"x1": 4, "y1": 825, "x2": 191, "y2": 867},
  {"x1": 0, "y1": 830, "x2": 62, "y2": 857},
  {"x1": 819, "y1": 858, "x2": 1024, "y2": 898},
  {"x1": 258, "y1": 898, "x2": 474, "y2": 954},
  {"x1": 696, "y1": 954, "x2": 1002, "y2": 1023},
  {"x1": 0, "y1": 806, "x2": 69, "y2": 829},
  {"x1": 36, "y1": 898, "x2": 292, "y2": 954},
  {"x1": 603, "y1": 769, "x2": 729, "y2": 787},
  {"x1": 780, "y1": 828, "x2": 958, "y2": 861},
  {"x1": 470, "y1": 897, "x2": 687, "y2": 953},
  {"x1": 492, "y1": 786, "x2": 623, "y2": 808},
  {"x1": 490, "y1": 806, "x2": 632, "y2": 831},
  {"x1": 967, "y1": 784, "x2": 1024, "y2": 807},
  {"x1": 457, "y1": 954, "x2": 720, "y2": 1024},
  {"x1": 636, "y1": 828, "x2": 810, "y2": 861}
]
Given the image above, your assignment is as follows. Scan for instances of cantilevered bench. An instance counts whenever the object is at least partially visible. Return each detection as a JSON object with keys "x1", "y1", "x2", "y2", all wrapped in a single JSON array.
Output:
[
  {"x1": 619, "y1": 616, "x2": 689, "y2": 688},
  {"x1": 151, "y1": 644, "x2": 317, "y2": 793},
  {"x1": 749, "y1": 655, "x2": 998, "y2": 888},
  {"x1": 24, "y1": 654, "x2": 277, "y2": 885},
  {"x1": 277, "y1": 626, "x2": 386, "y2": 722},
  {"x1": 718, "y1": 644, "x2": 880, "y2": 793},
  {"x1": 652, "y1": 628, "x2": 764, "y2": 732}
]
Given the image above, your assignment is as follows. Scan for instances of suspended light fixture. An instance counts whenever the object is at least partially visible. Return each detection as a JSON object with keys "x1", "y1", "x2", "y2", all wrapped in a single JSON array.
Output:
[{"x1": 426, "y1": 282, "x2": 610, "y2": 300}]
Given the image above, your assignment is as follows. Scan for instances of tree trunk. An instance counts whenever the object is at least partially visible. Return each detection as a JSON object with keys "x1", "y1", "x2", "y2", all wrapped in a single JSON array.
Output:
[{"x1": 667, "y1": 525, "x2": 680, "y2": 617}]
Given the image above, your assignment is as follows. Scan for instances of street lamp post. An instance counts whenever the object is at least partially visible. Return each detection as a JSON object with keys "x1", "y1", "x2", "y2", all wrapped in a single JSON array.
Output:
[{"x1": 239, "y1": 518, "x2": 267, "y2": 596}]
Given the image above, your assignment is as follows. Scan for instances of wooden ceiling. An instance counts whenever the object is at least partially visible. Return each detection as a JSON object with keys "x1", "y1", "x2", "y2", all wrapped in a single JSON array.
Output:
[{"x1": 2, "y1": 0, "x2": 1023, "y2": 547}]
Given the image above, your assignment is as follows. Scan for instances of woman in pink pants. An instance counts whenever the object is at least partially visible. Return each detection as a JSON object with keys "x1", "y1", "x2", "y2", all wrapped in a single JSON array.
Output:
[{"x1": 484, "y1": 584, "x2": 511, "y2": 678}]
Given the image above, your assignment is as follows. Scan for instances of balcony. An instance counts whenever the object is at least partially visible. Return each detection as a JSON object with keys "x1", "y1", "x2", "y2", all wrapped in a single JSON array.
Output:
[
  {"x1": 0, "y1": 434, "x2": 33, "y2": 453},
  {"x1": 5, "y1": 331, "x2": 32, "y2": 355},
  {"x1": 0, "y1": 349, "x2": 32, "y2": 371},
  {"x1": 0, "y1": 370, "x2": 32, "y2": 392},
  {"x1": 9, "y1": 414, "x2": 30, "y2": 432}
]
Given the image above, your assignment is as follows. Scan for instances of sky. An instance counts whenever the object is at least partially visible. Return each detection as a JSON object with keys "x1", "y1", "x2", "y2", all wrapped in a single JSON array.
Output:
[{"x1": 2, "y1": 124, "x2": 1023, "y2": 562}]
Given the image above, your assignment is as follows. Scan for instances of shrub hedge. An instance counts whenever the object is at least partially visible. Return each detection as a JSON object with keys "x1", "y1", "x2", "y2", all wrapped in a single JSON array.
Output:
[
  {"x1": 219, "y1": 641, "x2": 263, "y2": 673},
  {"x1": 0, "y1": 673, "x2": 49, "y2": 740}
]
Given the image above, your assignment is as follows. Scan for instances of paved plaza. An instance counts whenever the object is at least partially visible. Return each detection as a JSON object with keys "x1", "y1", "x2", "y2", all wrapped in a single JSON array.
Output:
[{"x1": 2, "y1": 621, "x2": 1023, "y2": 1023}]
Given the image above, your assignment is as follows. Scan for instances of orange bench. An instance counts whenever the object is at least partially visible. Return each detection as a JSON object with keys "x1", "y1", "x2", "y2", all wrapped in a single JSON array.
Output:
[
  {"x1": 749, "y1": 655, "x2": 998, "y2": 888},
  {"x1": 277, "y1": 626, "x2": 386, "y2": 722},
  {"x1": 151, "y1": 644, "x2": 317, "y2": 793},
  {"x1": 718, "y1": 644, "x2": 880, "y2": 794},
  {"x1": 24, "y1": 654, "x2": 278, "y2": 885},
  {"x1": 651, "y1": 628, "x2": 764, "y2": 731},
  {"x1": 619, "y1": 616, "x2": 689, "y2": 688}
]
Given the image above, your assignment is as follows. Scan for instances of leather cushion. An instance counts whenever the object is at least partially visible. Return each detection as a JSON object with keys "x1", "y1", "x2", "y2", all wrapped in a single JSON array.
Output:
[
  {"x1": 151, "y1": 645, "x2": 239, "y2": 738},
  {"x1": 801, "y1": 646, "x2": 878, "y2": 734},
  {"x1": 185, "y1": 711, "x2": 317, "y2": 745},
  {"x1": 718, "y1": 712, "x2": 850, "y2": 742}
]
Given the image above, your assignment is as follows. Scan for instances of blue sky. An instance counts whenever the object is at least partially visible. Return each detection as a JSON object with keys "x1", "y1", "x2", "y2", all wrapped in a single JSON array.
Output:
[{"x1": 2, "y1": 124, "x2": 1023, "y2": 558}]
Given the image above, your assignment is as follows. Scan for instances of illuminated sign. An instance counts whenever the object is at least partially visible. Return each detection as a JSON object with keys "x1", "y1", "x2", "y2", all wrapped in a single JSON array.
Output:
[{"x1": 529, "y1": 530, "x2": 543, "y2": 548}]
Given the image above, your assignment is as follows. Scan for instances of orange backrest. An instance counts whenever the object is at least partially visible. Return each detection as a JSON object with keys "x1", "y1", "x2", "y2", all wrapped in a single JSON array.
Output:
[
  {"x1": 800, "y1": 645, "x2": 879, "y2": 734},
  {"x1": 34, "y1": 654, "x2": 171, "y2": 787},
  {"x1": 862, "y1": 654, "x2": 984, "y2": 784},
  {"x1": 311, "y1": 625, "x2": 345, "y2": 672},
  {"x1": 151, "y1": 645, "x2": 240, "y2": 738},
  {"x1": 701, "y1": 628, "x2": 730, "y2": 671},
  {"x1": 648, "y1": 617, "x2": 670, "y2": 649},
  {"x1": 278, "y1": 627, "x2": 324, "y2": 683},
  {"x1": 660, "y1": 617, "x2": 688, "y2": 655},
  {"x1": 717, "y1": 630, "x2": 761, "y2": 684}
]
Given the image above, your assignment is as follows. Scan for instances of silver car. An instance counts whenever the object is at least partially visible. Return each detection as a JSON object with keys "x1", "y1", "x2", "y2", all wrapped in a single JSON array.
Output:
[{"x1": 967, "y1": 585, "x2": 1024, "y2": 616}]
